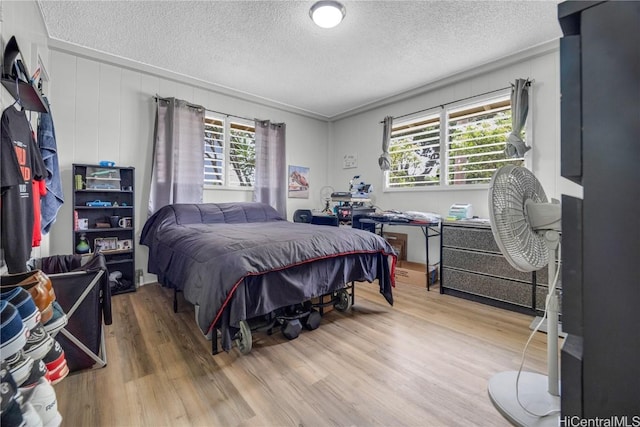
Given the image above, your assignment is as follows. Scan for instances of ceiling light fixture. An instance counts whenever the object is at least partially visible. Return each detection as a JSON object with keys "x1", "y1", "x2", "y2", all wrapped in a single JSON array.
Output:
[{"x1": 309, "y1": 1, "x2": 346, "y2": 29}]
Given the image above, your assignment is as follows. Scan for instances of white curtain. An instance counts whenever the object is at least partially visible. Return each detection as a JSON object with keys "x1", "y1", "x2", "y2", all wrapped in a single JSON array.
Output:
[
  {"x1": 148, "y1": 97, "x2": 205, "y2": 216},
  {"x1": 253, "y1": 120, "x2": 286, "y2": 218}
]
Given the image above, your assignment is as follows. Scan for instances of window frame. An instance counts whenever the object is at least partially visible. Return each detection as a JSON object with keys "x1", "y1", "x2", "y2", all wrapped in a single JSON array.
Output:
[
  {"x1": 383, "y1": 89, "x2": 532, "y2": 192},
  {"x1": 384, "y1": 108, "x2": 443, "y2": 191},
  {"x1": 203, "y1": 113, "x2": 256, "y2": 190}
]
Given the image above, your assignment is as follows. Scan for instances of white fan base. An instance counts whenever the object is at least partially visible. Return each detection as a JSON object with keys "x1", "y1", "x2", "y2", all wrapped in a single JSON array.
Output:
[{"x1": 488, "y1": 371, "x2": 560, "y2": 427}]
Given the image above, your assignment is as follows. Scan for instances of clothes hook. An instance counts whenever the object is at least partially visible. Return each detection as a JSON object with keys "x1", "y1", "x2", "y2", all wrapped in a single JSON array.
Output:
[{"x1": 10, "y1": 76, "x2": 22, "y2": 109}]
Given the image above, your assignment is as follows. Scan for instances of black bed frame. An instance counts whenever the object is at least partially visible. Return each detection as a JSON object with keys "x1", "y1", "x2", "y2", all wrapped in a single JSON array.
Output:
[{"x1": 171, "y1": 281, "x2": 356, "y2": 355}]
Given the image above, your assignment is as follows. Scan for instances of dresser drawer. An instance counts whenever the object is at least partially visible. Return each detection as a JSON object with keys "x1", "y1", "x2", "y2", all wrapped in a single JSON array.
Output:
[
  {"x1": 442, "y1": 224, "x2": 500, "y2": 253},
  {"x1": 442, "y1": 268, "x2": 533, "y2": 308},
  {"x1": 442, "y1": 247, "x2": 532, "y2": 282}
]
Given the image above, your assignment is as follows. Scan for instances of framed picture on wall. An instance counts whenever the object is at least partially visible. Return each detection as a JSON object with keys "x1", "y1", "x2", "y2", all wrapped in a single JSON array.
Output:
[{"x1": 288, "y1": 165, "x2": 309, "y2": 199}]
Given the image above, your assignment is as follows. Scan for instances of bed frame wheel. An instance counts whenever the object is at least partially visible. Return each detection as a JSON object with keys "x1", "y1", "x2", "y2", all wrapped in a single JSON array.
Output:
[
  {"x1": 235, "y1": 319, "x2": 252, "y2": 355},
  {"x1": 281, "y1": 319, "x2": 302, "y2": 340},
  {"x1": 304, "y1": 310, "x2": 321, "y2": 330},
  {"x1": 334, "y1": 289, "x2": 352, "y2": 312}
]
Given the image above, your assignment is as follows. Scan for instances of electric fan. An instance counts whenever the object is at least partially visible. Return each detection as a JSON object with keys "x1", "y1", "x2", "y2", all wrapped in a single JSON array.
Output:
[{"x1": 487, "y1": 165, "x2": 561, "y2": 427}]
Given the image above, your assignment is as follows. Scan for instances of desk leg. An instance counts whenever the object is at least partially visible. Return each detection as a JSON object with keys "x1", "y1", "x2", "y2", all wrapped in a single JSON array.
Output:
[
  {"x1": 439, "y1": 222, "x2": 444, "y2": 294},
  {"x1": 424, "y1": 227, "x2": 430, "y2": 291}
]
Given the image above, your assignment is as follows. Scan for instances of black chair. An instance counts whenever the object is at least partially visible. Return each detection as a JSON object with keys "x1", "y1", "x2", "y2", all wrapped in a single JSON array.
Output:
[
  {"x1": 352, "y1": 207, "x2": 376, "y2": 232},
  {"x1": 293, "y1": 209, "x2": 313, "y2": 223}
]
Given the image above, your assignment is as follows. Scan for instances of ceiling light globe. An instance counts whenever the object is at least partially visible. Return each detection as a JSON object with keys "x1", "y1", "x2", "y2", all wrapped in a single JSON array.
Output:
[{"x1": 310, "y1": 1, "x2": 346, "y2": 29}]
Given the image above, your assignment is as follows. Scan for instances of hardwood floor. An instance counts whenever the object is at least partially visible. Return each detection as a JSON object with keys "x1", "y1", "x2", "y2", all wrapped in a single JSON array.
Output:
[{"x1": 54, "y1": 280, "x2": 548, "y2": 426}]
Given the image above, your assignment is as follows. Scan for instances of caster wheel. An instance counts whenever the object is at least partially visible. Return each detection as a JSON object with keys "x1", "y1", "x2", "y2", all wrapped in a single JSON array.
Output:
[
  {"x1": 304, "y1": 310, "x2": 321, "y2": 330},
  {"x1": 235, "y1": 319, "x2": 252, "y2": 355},
  {"x1": 334, "y1": 289, "x2": 352, "y2": 312}
]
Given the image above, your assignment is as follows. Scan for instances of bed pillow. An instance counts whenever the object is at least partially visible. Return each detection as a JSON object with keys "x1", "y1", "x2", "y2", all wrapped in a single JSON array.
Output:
[{"x1": 172, "y1": 202, "x2": 284, "y2": 225}]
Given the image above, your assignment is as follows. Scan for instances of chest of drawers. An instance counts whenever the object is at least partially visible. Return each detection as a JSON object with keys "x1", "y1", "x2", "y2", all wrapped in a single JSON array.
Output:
[{"x1": 441, "y1": 221, "x2": 551, "y2": 314}]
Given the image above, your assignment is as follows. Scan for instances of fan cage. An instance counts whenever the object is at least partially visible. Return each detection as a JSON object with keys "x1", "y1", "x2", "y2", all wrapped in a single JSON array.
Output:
[{"x1": 489, "y1": 165, "x2": 549, "y2": 272}]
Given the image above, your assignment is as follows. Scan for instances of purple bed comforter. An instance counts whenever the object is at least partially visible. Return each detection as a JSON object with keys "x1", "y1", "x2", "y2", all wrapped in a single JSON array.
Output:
[{"x1": 140, "y1": 202, "x2": 396, "y2": 349}]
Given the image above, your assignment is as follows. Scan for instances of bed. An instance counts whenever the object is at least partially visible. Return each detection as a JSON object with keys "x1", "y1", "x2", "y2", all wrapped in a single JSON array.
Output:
[{"x1": 140, "y1": 202, "x2": 396, "y2": 352}]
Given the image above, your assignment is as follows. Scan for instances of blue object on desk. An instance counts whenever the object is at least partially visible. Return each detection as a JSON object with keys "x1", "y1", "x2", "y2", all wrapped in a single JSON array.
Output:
[{"x1": 99, "y1": 160, "x2": 115, "y2": 167}]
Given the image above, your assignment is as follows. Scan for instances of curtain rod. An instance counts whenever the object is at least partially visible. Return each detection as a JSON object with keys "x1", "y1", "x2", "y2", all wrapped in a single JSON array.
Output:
[
  {"x1": 380, "y1": 80, "x2": 531, "y2": 124},
  {"x1": 154, "y1": 95, "x2": 254, "y2": 123}
]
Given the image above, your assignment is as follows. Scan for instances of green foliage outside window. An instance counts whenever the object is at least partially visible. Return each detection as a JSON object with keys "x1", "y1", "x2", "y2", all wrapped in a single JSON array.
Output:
[
  {"x1": 447, "y1": 109, "x2": 522, "y2": 185},
  {"x1": 229, "y1": 129, "x2": 255, "y2": 187},
  {"x1": 203, "y1": 118, "x2": 255, "y2": 187},
  {"x1": 387, "y1": 96, "x2": 525, "y2": 188}
]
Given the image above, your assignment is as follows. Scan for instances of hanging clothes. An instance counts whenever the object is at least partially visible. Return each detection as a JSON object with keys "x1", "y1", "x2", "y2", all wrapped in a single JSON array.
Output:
[
  {"x1": 31, "y1": 128, "x2": 46, "y2": 247},
  {"x1": 32, "y1": 179, "x2": 46, "y2": 247},
  {"x1": 1, "y1": 106, "x2": 46, "y2": 273},
  {"x1": 37, "y1": 96, "x2": 64, "y2": 234}
]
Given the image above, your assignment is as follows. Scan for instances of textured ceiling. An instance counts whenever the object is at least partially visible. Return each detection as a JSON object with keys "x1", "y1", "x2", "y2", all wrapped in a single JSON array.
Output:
[{"x1": 38, "y1": 1, "x2": 562, "y2": 119}]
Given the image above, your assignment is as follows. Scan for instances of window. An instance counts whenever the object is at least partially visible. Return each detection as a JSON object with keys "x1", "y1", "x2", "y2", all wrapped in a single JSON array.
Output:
[
  {"x1": 204, "y1": 117, "x2": 224, "y2": 185},
  {"x1": 204, "y1": 114, "x2": 255, "y2": 188},
  {"x1": 386, "y1": 93, "x2": 525, "y2": 189},
  {"x1": 387, "y1": 114, "x2": 441, "y2": 188},
  {"x1": 228, "y1": 121, "x2": 256, "y2": 187},
  {"x1": 447, "y1": 96, "x2": 522, "y2": 185}
]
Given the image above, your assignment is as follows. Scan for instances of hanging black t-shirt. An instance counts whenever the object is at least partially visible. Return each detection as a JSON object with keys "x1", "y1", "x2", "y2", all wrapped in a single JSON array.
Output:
[{"x1": 1, "y1": 106, "x2": 46, "y2": 273}]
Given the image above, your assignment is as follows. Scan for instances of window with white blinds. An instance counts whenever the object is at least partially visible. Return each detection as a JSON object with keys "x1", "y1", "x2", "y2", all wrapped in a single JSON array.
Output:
[
  {"x1": 387, "y1": 114, "x2": 441, "y2": 188},
  {"x1": 203, "y1": 115, "x2": 255, "y2": 188},
  {"x1": 446, "y1": 95, "x2": 523, "y2": 186},
  {"x1": 386, "y1": 92, "x2": 525, "y2": 189},
  {"x1": 204, "y1": 117, "x2": 224, "y2": 185}
]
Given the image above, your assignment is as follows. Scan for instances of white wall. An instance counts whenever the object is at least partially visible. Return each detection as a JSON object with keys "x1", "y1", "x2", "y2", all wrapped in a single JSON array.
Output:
[
  {"x1": 46, "y1": 45, "x2": 330, "y2": 282},
  {"x1": 329, "y1": 44, "x2": 582, "y2": 264},
  {"x1": 2, "y1": 1, "x2": 581, "y2": 277}
]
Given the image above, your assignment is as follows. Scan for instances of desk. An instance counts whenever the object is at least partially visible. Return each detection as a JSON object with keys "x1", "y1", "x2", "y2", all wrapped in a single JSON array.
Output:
[{"x1": 357, "y1": 219, "x2": 442, "y2": 291}]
